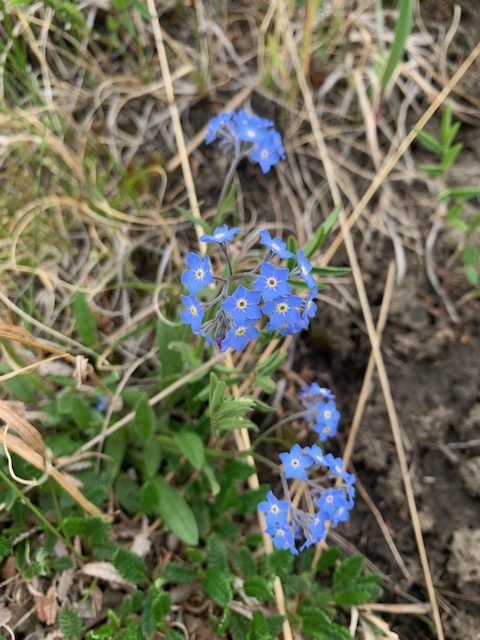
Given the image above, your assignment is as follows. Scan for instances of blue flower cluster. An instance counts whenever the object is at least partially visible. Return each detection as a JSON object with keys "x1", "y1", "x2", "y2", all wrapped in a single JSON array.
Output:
[
  {"x1": 300, "y1": 382, "x2": 341, "y2": 441},
  {"x1": 205, "y1": 110, "x2": 286, "y2": 173},
  {"x1": 259, "y1": 383, "x2": 355, "y2": 554},
  {"x1": 180, "y1": 226, "x2": 318, "y2": 351}
]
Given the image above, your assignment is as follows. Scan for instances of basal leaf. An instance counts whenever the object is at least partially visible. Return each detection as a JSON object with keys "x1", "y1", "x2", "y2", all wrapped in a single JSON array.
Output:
[
  {"x1": 141, "y1": 478, "x2": 199, "y2": 545},
  {"x1": 173, "y1": 431, "x2": 205, "y2": 469}
]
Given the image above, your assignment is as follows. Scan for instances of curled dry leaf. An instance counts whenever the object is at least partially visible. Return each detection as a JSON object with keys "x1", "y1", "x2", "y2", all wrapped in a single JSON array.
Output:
[
  {"x1": 81, "y1": 562, "x2": 135, "y2": 589},
  {"x1": 35, "y1": 586, "x2": 59, "y2": 625}
]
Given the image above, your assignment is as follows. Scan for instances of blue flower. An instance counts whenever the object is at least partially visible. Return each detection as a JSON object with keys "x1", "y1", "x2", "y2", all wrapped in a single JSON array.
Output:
[
  {"x1": 199, "y1": 224, "x2": 241, "y2": 244},
  {"x1": 235, "y1": 110, "x2": 273, "y2": 143},
  {"x1": 95, "y1": 396, "x2": 108, "y2": 413},
  {"x1": 250, "y1": 130, "x2": 286, "y2": 173},
  {"x1": 265, "y1": 521, "x2": 298, "y2": 554},
  {"x1": 220, "y1": 322, "x2": 259, "y2": 352},
  {"x1": 263, "y1": 295, "x2": 302, "y2": 330},
  {"x1": 297, "y1": 250, "x2": 316, "y2": 289},
  {"x1": 252, "y1": 261, "x2": 291, "y2": 302},
  {"x1": 279, "y1": 444, "x2": 313, "y2": 481},
  {"x1": 258, "y1": 491, "x2": 289, "y2": 527},
  {"x1": 205, "y1": 111, "x2": 235, "y2": 144},
  {"x1": 221, "y1": 285, "x2": 261, "y2": 325},
  {"x1": 301, "y1": 383, "x2": 335, "y2": 405},
  {"x1": 303, "y1": 444, "x2": 327, "y2": 467},
  {"x1": 309, "y1": 513, "x2": 327, "y2": 545},
  {"x1": 180, "y1": 294, "x2": 204, "y2": 331},
  {"x1": 302, "y1": 288, "x2": 318, "y2": 321},
  {"x1": 314, "y1": 400, "x2": 340, "y2": 441},
  {"x1": 259, "y1": 230, "x2": 295, "y2": 259},
  {"x1": 277, "y1": 317, "x2": 308, "y2": 336},
  {"x1": 181, "y1": 252, "x2": 215, "y2": 294},
  {"x1": 205, "y1": 110, "x2": 285, "y2": 173},
  {"x1": 317, "y1": 488, "x2": 348, "y2": 518}
]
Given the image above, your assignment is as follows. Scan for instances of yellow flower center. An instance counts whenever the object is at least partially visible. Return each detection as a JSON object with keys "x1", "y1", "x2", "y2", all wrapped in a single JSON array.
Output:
[
  {"x1": 195, "y1": 269, "x2": 204, "y2": 279},
  {"x1": 236, "y1": 327, "x2": 246, "y2": 336},
  {"x1": 237, "y1": 299, "x2": 247, "y2": 309},
  {"x1": 277, "y1": 303, "x2": 288, "y2": 313},
  {"x1": 267, "y1": 277, "x2": 277, "y2": 287},
  {"x1": 189, "y1": 306, "x2": 197, "y2": 316}
]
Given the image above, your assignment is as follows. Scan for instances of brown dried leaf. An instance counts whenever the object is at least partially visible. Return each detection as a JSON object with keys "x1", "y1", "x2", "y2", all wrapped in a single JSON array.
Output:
[
  {"x1": 35, "y1": 586, "x2": 59, "y2": 625},
  {"x1": 81, "y1": 562, "x2": 135, "y2": 589}
]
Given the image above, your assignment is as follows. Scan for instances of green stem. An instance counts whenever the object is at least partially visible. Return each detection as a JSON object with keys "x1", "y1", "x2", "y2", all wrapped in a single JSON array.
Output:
[{"x1": 0, "y1": 468, "x2": 82, "y2": 558}]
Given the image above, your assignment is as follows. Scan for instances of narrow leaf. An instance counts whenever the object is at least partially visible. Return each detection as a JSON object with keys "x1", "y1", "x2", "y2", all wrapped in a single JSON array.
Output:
[
  {"x1": 303, "y1": 205, "x2": 341, "y2": 258},
  {"x1": 141, "y1": 478, "x2": 199, "y2": 545},
  {"x1": 134, "y1": 395, "x2": 155, "y2": 440},
  {"x1": 380, "y1": 0, "x2": 414, "y2": 91},
  {"x1": 173, "y1": 431, "x2": 205, "y2": 469},
  {"x1": 73, "y1": 291, "x2": 97, "y2": 347}
]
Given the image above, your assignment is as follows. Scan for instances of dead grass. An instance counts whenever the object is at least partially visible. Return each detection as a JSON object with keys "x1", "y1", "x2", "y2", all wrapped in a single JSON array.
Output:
[{"x1": 1, "y1": 1, "x2": 480, "y2": 638}]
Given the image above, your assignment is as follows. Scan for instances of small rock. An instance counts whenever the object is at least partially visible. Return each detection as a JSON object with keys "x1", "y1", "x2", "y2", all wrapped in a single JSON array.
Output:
[
  {"x1": 459, "y1": 457, "x2": 480, "y2": 498},
  {"x1": 447, "y1": 528, "x2": 480, "y2": 595}
]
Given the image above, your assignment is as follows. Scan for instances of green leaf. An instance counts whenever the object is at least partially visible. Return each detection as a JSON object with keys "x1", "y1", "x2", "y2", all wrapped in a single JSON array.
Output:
[
  {"x1": 142, "y1": 438, "x2": 163, "y2": 478},
  {"x1": 140, "y1": 593, "x2": 156, "y2": 638},
  {"x1": 417, "y1": 164, "x2": 445, "y2": 177},
  {"x1": 303, "y1": 205, "x2": 341, "y2": 258},
  {"x1": 441, "y1": 103, "x2": 453, "y2": 142},
  {"x1": 216, "y1": 397, "x2": 256, "y2": 421},
  {"x1": 333, "y1": 554, "x2": 365, "y2": 588},
  {"x1": 207, "y1": 533, "x2": 229, "y2": 572},
  {"x1": 286, "y1": 235, "x2": 297, "y2": 271},
  {"x1": 300, "y1": 606, "x2": 352, "y2": 640},
  {"x1": 317, "y1": 545, "x2": 341, "y2": 572},
  {"x1": 311, "y1": 265, "x2": 351, "y2": 277},
  {"x1": 281, "y1": 574, "x2": 311, "y2": 596},
  {"x1": 213, "y1": 182, "x2": 237, "y2": 228},
  {"x1": 163, "y1": 562, "x2": 197, "y2": 586},
  {"x1": 115, "y1": 474, "x2": 141, "y2": 514},
  {"x1": 152, "y1": 591, "x2": 170, "y2": 622},
  {"x1": 141, "y1": 478, "x2": 199, "y2": 545},
  {"x1": 230, "y1": 547, "x2": 257, "y2": 577},
  {"x1": 113, "y1": 547, "x2": 147, "y2": 585},
  {"x1": 73, "y1": 291, "x2": 97, "y2": 347},
  {"x1": 380, "y1": 0, "x2": 414, "y2": 91},
  {"x1": 415, "y1": 128, "x2": 443, "y2": 154},
  {"x1": 169, "y1": 341, "x2": 202, "y2": 369},
  {"x1": 254, "y1": 375, "x2": 277, "y2": 393},
  {"x1": 0, "y1": 537, "x2": 12, "y2": 563},
  {"x1": 441, "y1": 142, "x2": 463, "y2": 170},
  {"x1": 63, "y1": 517, "x2": 110, "y2": 546},
  {"x1": 71, "y1": 396, "x2": 93, "y2": 429},
  {"x1": 438, "y1": 187, "x2": 480, "y2": 202},
  {"x1": 247, "y1": 610, "x2": 271, "y2": 640},
  {"x1": 244, "y1": 575, "x2": 275, "y2": 602},
  {"x1": 463, "y1": 264, "x2": 478, "y2": 286},
  {"x1": 254, "y1": 350, "x2": 288, "y2": 377},
  {"x1": 202, "y1": 568, "x2": 232, "y2": 607},
  {"x1": 173, "y1": 431, "x2": 205, "y2": 468},
  {"x1": 266, "y1": 614, "x2": 285, "y2": 637},
  {"x1": 332, "y1": 578, "x2": 383, "y2": 605},
  {"x1": 177, "y1": 206, "x2": 211, "y2": 232},
  {"x1": 265, "y1": 549, "x2": 294, "y2": 578},
  {"x1": 209, "y1": 371, "x2": 226, "y2": 413},
  {"x1": 58, "y1": 608, "x2": 83, "y2": 640},
  {"x1": 157, "y1": 318, "x2": 183, "y2": 381},
  {"x1": 134, "y1": 395, "x2": 155, "y2": 440},
  {"x1": 163, "y1": 561, "x2": 197, "y2": 584}
]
